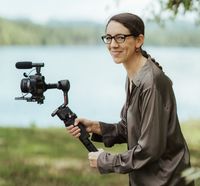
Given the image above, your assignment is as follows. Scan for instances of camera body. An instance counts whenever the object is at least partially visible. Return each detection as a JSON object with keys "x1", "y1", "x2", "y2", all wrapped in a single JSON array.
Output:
[
  {"x1": 20, "y1": 72, "x2": 46, "y2": 104},
  {"x1": 15, "y1": 61, "x2": 69, "y2": 104},
  {"x1": 16, "y1": 61, "x2": 46, "y2": 104}
]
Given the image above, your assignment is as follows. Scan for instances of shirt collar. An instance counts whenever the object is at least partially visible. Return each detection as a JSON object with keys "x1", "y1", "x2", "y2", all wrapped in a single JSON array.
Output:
[{"x1": 130, "y1": 57, "x2": 151, "y2": 87}]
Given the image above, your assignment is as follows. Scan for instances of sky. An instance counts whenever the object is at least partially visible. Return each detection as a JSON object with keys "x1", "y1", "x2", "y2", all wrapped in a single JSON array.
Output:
[{"x1": 0, "y1": 0, "x2": 157, "y2": 23}]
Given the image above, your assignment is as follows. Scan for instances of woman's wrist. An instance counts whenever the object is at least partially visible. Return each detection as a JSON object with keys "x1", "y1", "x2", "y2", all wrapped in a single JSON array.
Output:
[{"x1": 91, "y1": 121, "x2": 102, "y2": 135}]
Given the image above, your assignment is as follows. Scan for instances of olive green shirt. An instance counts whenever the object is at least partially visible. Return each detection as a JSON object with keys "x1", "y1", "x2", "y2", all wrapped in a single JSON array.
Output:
[{"x1": 92, "y1": 57, "x2": 193, "y2": 186}]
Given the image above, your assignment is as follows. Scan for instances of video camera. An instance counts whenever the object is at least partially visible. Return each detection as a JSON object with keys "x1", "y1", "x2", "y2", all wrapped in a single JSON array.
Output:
[
  {"x1": 15, "y1": 61, "x2": 70, "y2": 104},
  {"x1": 15, "y1": 61, "x2": 97, "y2": 152}
]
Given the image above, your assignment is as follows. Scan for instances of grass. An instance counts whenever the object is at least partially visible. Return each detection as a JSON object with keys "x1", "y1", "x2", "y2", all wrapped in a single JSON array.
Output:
[{"x1": 0, "y1": 120, "x2": 199, "y2": 186}]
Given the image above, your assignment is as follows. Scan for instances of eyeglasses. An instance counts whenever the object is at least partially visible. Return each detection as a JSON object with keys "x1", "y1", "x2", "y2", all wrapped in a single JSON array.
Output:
[{"x1": 101, "y1": 34, "x2": 134, "y2": 44}]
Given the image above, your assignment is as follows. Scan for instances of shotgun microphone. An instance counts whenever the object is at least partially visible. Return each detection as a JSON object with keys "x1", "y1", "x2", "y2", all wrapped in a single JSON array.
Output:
[{"x1": 16, "y1": 62, "x2": 44, "y2": 69}]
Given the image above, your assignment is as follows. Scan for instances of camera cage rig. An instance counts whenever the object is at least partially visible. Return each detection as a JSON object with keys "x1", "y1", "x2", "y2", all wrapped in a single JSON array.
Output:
[{"x1": 15, "y1": 61, "x2": 97, "y2": 152}]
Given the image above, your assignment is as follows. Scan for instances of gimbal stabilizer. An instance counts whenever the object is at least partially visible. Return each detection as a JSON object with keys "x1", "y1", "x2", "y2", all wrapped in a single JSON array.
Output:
[{"x1": 15, "y1": 62, "x2": 97, "y2": 152}]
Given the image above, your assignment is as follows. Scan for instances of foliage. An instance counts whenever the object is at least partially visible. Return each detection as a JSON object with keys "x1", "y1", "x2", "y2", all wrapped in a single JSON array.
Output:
[
  {"x1": 181, "y1": 120, "x2": 200, "y2": 184},
  {"x1": 155, "y1": 0, "x2": 200, "y2": 24},
  {"x1": 0, "y1": 127, "x2": 127, "y2": 186},
  {"x1": 1, "y1": 17, "x2": 200, "y2": 46},
  {"x1": 166, "y1": 0, "x2": 199, "y2": 15},
  {"x1": 182, "y1": 167, "x2": 200, "y2": 184},
  {"x1": 0, "y1": 17, "x2": 103, "y2": 45},
  {"x1": 0, "y1": 120, "x2": 199, "y2": 185}
]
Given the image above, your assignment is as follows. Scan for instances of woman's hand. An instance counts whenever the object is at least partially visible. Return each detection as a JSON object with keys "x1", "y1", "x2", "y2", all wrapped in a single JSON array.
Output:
[
  {"x1": 88, "y1": 148, "x2": 104, "y2": 168},
  {"x1": 66, "y1": 118, "x2": 101, "y2": 138}
]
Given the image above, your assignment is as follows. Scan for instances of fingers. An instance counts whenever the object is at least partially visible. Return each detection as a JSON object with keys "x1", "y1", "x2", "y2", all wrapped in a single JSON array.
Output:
[
  {"x1": 66, "y1": 125, "x2": 81, "y2": 138},
  {"x1": 66, "y1": 117, "x2": 94, "y2": 138},
  {"x1": 88, "y1": 152, "x2": 98, "y2": 168},
  {"x1": 88, "y1": 159, "x2": 97, "y2": 168},
  {"x1": 88, "y1": 149, "x2": 104, "y2": 168},
  {"x1": 74, "y1": 118, "x2": 92, "y2": 133}
]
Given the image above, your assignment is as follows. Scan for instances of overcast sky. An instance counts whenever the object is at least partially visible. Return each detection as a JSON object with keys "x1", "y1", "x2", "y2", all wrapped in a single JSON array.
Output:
[{"x1": 0, "y1": 0, "x2": 154, "y2": 23}]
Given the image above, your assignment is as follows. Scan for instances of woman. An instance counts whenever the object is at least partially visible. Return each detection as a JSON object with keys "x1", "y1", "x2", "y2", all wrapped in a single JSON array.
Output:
[{"x1": 67, "y1": 13, "x2": 194, "y2": 186}]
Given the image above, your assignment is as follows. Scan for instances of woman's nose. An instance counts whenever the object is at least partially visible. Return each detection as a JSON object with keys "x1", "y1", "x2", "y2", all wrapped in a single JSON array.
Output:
[{"x1": 110, "y1": 38, "x2": 119, "y2": 47}]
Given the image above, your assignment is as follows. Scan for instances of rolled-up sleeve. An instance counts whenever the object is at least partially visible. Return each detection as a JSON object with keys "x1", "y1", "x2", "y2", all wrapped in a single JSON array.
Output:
[
  {"x1": 91, "y1": 104, "x2": 127, "y2": 147},
  {"x1": 91, "y1": 120, "x2": 127, "y2": 147}
]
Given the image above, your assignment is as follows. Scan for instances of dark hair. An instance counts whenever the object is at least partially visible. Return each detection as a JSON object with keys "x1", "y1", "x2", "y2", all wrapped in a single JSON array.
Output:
[{"x1": 106, "y1": 13, "x2": 162, "y2": 70}]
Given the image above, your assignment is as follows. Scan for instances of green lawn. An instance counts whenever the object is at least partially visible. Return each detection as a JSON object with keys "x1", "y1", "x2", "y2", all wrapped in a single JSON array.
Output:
[{"x1": 0, "y1": 120, "x2": 199, "y2": 186}]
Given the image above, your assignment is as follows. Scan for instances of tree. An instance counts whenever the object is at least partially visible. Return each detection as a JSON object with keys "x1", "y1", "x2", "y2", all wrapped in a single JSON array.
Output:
[
  {"x1": 111, "y1": 0, "x2": 200, "y2": 24},
  {"x1": 166, "y1": 0, "x2": 199, "y2": 15},
  {"x1": 155, "y1": 0, "x2": 200, "y2": 24}
]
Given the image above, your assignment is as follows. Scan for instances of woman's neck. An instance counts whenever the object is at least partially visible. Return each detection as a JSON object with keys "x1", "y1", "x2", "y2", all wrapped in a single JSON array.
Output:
[{"x1": 123, "y1": 53, "x2": 147, "y2": 80}]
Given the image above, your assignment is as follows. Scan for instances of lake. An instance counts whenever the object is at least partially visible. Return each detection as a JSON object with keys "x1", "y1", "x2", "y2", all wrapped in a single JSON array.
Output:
[{"x1": 0, "y1": 45, "x2": 200, "y2": 127}]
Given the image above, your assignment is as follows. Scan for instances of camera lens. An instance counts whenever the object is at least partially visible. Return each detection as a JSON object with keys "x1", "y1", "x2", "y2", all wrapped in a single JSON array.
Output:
[{"x1": 20, "y1": 78, "x2": 31, "y2": 93}]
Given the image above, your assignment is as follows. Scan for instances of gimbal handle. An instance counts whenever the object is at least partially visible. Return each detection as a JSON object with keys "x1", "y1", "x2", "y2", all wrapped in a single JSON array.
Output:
[{"x1": 52, "y1": 104, "x2": 98, "y2": 152}]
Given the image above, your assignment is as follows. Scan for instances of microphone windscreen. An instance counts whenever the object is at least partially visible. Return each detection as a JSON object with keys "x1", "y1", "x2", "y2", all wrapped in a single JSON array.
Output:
[{"x1": 15, "y1": 62, "x2": 32, "y2": 69}]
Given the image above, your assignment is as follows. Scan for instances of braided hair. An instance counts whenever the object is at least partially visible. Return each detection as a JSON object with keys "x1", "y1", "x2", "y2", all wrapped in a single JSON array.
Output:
[{"x1": 106, "y1": 13, "x2": 163, "y2": 70}]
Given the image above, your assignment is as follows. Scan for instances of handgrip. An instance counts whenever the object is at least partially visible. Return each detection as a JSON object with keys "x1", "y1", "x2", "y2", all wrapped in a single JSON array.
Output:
[
  {"x1": 78, "y1": 124, "x2": 98, "y2": 152},
  {"x1": 52, "y1": 104, "x2": 98, "y2": 152}
]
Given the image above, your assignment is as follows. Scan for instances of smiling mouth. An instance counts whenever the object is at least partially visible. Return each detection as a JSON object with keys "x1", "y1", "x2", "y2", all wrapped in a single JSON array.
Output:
[{"x1": 111, "y1": 51, "x2": 122, "y2": 56}]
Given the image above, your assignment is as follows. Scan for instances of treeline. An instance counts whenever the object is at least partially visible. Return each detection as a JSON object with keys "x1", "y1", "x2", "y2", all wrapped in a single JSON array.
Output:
[
  {"x1": 145, "y1": 21, "x2": 200, "y2": 46},
  {"x1": 0, "y1": 17, "x2": 103, "y2": 45},
  {"x1": 0, "y1": 17, "x2": 200, "y2": 46}
]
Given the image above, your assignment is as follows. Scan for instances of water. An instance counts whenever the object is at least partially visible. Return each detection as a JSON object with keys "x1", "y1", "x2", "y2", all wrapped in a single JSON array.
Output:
[{"x1": 0, "y1": 45, "x2": 200, "y2": 127}]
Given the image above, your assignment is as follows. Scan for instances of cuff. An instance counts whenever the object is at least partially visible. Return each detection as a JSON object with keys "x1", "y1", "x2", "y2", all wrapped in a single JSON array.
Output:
[
  {"x1": 97, "y1": 151, "x2": 116, "y2": 174},
  {"x1": 99, "y1": 122, "x2": 118, "y2": 147}
]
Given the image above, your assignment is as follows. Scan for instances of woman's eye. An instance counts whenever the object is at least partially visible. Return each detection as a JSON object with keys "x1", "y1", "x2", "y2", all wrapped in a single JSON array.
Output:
[
  {"x1": 117, "y1": 36, "x2": 124, "y2": 39},
  {"x1": 106, "y1": 36, "x2": 112, "y2": 40}
]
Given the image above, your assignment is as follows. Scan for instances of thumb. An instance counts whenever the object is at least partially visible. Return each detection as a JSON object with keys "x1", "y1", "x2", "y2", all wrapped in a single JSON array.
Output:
[{"x1": 74, "y1": 118, "x2": 83, "y2": 126}]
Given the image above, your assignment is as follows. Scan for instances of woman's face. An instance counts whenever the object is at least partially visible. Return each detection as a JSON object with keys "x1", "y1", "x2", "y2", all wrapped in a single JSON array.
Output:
[{"x1": 105, "y1": 20, "x2": 137, "y2": 65}]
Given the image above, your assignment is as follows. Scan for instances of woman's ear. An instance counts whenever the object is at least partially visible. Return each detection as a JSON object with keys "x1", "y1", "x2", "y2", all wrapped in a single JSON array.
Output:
[{"x1": 135, "y1": 34, "x2": 144, "y2": 48}]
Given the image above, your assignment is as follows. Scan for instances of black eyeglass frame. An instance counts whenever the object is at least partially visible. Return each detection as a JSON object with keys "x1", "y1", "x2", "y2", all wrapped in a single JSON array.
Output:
[{"x1": 101, "y1": 34, "x2": 134, "y2": 44}]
